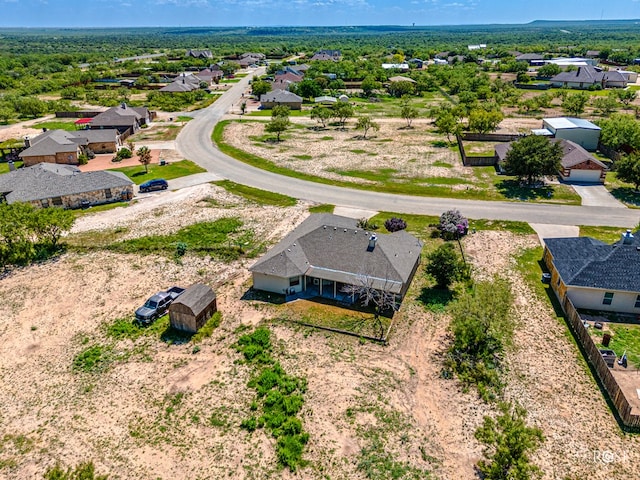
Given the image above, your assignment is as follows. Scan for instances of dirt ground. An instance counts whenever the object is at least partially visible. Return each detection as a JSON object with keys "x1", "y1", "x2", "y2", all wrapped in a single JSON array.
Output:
[{"x1": 0, "y1": 184, "x2": 638, "y2": 479}]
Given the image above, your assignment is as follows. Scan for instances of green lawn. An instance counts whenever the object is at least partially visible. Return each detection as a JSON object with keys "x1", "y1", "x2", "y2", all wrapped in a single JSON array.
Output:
[
  {"x1": 108, "y1": 159, "x2": 206, "y2": 185},
  {"x1": 595, "y1": 323, "x2": 640, "y2": 368},
  {"x1": 245, "y1": 109, "x2": 308, "y2": 117},
  {"x1": 308, "y1": 204, "x2": 334, "y2": 213},
  {"x1": 0, "y1": 160, "x2": 23, "y2": 173},
  {"x1": 214, "y1": 120, "x2": 581, "y2": 205},
  {"x1": 72, "y1": 201, "x2": 130, "y2": 217},
  {"x1": 32, "y1": 119, "x2": 80, "y2": 131},
  {"x1": 579, "y1": 225, "x2": 631, "y2": 243},
  {"x1": 213, "y1": 179, "x2": 297, "y2": 207},
  {"x1": 605, "y1": 171, "x2": 640, "y2": 208}
]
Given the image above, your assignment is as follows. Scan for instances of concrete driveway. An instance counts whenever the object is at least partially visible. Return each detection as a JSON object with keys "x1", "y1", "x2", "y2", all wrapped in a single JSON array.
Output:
[{"x1": 572, "y1": 184, "x2": 626, "y2": 208}]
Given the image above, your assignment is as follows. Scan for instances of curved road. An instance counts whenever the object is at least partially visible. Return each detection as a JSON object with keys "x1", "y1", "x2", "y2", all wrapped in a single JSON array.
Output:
[{"x1": 177, "y1": 69, "x2": 639, "y2": 228}]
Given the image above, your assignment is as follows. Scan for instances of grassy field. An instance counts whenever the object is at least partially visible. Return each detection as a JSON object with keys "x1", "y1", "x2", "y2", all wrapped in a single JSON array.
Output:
[
  {"x1": 214, "y1": 121, "x2": 582, "y2": 205},
  {"x1": 594, "y1": 323, "x2": 640, "y2": 368},
  {"x1": 108, "y1": 159, "x2": 205, "y2": 184},
  {"x1": 0, "y1": 160, "x2": 23, "y2": 173},
  {"x1": 128, "y1": 124, "x2": 183, "y2": 142},
  {"x1": 579, "y1": 225, "x2": 631, "y2": 243},
  {"x1": 213, "y1": 179, "x2": 297, "y2": 207},
  {"x1": 32, "y1": 119, "x2": 79, "y2": 131}
]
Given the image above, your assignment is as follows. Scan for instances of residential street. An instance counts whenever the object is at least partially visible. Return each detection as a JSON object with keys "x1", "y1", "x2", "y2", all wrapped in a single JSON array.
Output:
[{"x1": 176, "y1": 70, "x2": 639, "y2": 228}]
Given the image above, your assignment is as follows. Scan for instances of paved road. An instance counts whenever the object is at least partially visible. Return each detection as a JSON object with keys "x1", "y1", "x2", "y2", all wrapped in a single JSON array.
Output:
[{"x1": 176, "y1": 70, "x2": 640, "y2": 228}]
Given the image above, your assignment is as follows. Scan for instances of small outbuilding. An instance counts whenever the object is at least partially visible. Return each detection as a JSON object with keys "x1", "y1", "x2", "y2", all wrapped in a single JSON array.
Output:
[{"x1": 169, "y1": 283, "x2": 217, "y2": 334}]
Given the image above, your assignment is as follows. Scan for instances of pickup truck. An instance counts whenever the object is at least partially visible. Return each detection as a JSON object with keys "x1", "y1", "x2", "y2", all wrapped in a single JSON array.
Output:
[{"x1": 135, "y1": 286, "x2": 185, "y2": 325}]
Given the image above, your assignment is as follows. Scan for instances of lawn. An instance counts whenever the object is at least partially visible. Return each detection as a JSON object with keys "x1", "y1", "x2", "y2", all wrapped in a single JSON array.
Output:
[
  {"x1": 0, "y1": 160, "x2": 23, "y2": 173},
  {"x1": 128, "y1": 124, "x2": 183, "y2": 142},
  {"x1": 108, "y1": 159, "x2": 206, "y2": 185},
  {"x1": 213, "y1": 179, "x2": 297, "y2": 207},
  {"x1": 32, "y1": 119, "x2": 80, "y2": 131},
  {"x1": 605, "y1": 171, "x2": 640, "y2": 208},
  {"x1": 579, "y1": 225, "x2": 629, "y2": 243},
  {"x1": 594, "y1": 323, "x2": 640, "y2": 368}
]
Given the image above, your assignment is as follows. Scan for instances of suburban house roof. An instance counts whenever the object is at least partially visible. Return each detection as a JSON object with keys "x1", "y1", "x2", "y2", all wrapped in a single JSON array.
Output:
[
  {"x1": 494, "y1": 138, "x2": 606, "y2": 170},
  {"x1": 270, "y1": 80, "x2": 293, "y2": 91},
  {"x1": 545, "y1": 232, "x2": 640, "y2": 292},
  {"x1": 250, "y1": 214, "x2": 423, "y2": 294},
  {"x1": 544, "y1": 117, "x2": 600, "y2": 131},
  {"x1": 19, "y1": 129, "x2": 119, "y2": 158},
  {"x1": 516, "y1": 53, "x2": 544, "y2": 61},
  {"x1": 240, "y1": 52, "x2": 266, "y2": 59},
  {"x1": 90, "y1": 104, "x2": 149, "y2": 129},
  {"x1": 0, "y1": 163, "x2": 132, "y2": 204},
  {"x1": 550, "y1": 66, "x2": 627, "y2": 86},
  {"x1": 388, "y1": 75, "x2": 416, "y2": 83},
  {"x1": 260, "y1": 89, "x2": 302, "y2": 103},
  {"x1": 275, "y1": 72, "x2": 303, "y2": 83},
  {"x1": 186, "y1": 49, "x2": 213, "y2": 59},
  {"x1": 310, "y1": 53, "x2": 338, "y2": 61},
  {"x1": 171, "y1": 283, "x2": 216, "y2": 314},
  {"x1": 314, "y1": 96, "x2": 337, "y2": 104},
  {"x1": 382, "y1": 64, "x2": 410, "y2": 70},
  {"x1": 159, "y1": 74, "x2": 202, "y2": 92}
]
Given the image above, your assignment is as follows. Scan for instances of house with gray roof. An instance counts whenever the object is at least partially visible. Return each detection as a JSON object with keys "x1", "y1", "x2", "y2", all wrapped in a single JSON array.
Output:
[
  {"x1": 515, "y1": 53, "x2": 545, "y2": 65},
  {"x1": 19, "y1": 129, "x2": 120, "y2": 167},
  {"x1": 544, "y1": 230, "x2": 640, "y2": 313},
  {"x1": 250, "y1": 214, "x2": 423, "y2": 304},
  {"x1": 550, "y1": 66, "x2": 628, "y2": 89},
  {"x1": 89, "y1": 103, "x2": 150, "y2": 136},
  {"x1": 539, "y1": 117, "x2": 601, "y2": 151},
  {"x1": 495, "y1": 138, "x2": 607, "y2": 183},
  {"x1": 260, "y1": 89, "x2": 303, "y2": 110},
  {"x1": 0, "y1": 163, "x2": 133, "y2": 209},
  {"x1": 186, "y1": 49, "x2": 213, "y2": 59}
]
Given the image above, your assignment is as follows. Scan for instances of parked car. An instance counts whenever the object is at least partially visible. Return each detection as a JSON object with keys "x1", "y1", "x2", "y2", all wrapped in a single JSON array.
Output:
[
  {"x1": 139, "y1": 178, "x2": 168, "y2": 193},
  {"x1": 135, "y1": 286, "x2": 185, "y2": 325}
]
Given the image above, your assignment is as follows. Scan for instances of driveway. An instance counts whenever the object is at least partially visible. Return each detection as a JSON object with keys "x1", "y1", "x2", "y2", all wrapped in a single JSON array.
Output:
[{"x1": 572, "y1": 184, "x2": 626, "y2": 208}]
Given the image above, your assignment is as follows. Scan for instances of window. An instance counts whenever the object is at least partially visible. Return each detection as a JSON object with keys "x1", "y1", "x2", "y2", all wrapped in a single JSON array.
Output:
[
  {"x1": 52, "y1": 197, "x2": 62, "y2": 206},
  {"x1": 104, "y1": 188, "x2": 112, "y2": 199},
  {"x1": 289, "y1": 277, "x2": 300, "y2": 287},
  {"x1": 603, "y1": 292, "x2": 614, "y2": 306},
  {"x1": 635, "y1": 295, "x2": 640, "y2": 309}
]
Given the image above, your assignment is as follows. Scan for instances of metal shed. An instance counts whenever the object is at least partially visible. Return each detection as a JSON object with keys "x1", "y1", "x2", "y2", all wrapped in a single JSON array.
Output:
[
  {"x1": 542, "y1": 117, "x2": 601, "y2": 151},
  {"x1": 169, "y1": 284, "x2": 217, "y2": 333}
]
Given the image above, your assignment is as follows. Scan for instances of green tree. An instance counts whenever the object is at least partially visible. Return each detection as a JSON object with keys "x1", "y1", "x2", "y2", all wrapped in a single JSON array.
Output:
[
  {"x1": 536, "y1": 63, "x2": 561, "y2": 78},
  {"x1": 598, "y1": 113, "x2": 640, "y2": 151},
  {"x1": 503, "y1": 135, "x2": 562, "y2": 185},
  {"x1": 467, "y1": 108, "x2": 504, "y2": 134},
  {"x1": 33, "y1": 207, "x2": 75, "y2": 248},
  {"x1": 400, "y1": 102, "x2": 419, "y2": 128},
  {"x1": 616, "y1": 88, "x2": 637, "y2": 108},
  {"x1": 271, "y1": 105, "x2": 291, "y2": 119},
  {"x1": 355, "y1": 115, "x2": 379, "y2": 139},
  {"x1": 251, "y1": 80, "x2": 271, "y2": 98},
  {"x1": 361, "y1": 75, "x2": 381, "y2": 96},
  {"x1": 425, "y1": 243, "x2": 469, "y2": 289},
  {"x1": 310, "y1": 105, "x2": 332, "y2": 128},
  {"x1": 615, "y1": 153, "x2": 640, "y2": 191},
  {"x1": 388, "y1": 80, "x2": 415, "y2": 98},
  {"x1": 561, "y1": 91, "x2": 589, "y2": 116},
  {"x1": 265, "y1": 116, "x2": 290, "y2": 142},
  {"x1": 434, "y1": 110, "x2": 460, "y2": 142},
  {"x1": 293, "y1": 78, "x2": 322, "y2": 99},
  {"x1": 136, "y1": 146, "x2": 152, "y2": 174},
  {"x1": 592, "y1": 94, "x2": 619, "y2": 116},
  {"x1": 332, "y1": 102, "x2": 354, "y2": 129},
  {"x1": 475, "y1": 402, "x2": 544, "y2": 480}
]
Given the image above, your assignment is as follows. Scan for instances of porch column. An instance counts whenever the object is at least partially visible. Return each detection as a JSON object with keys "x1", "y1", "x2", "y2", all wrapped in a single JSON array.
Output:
[
  {"x1": 333, "y1": 281, "x2": 336, "y2": 298},
  {"x1": 303, "y1": 276, "x2": 306, "y2": 291},
  {"x1": 319, "y1": 279, "x2": 322, "y2": 296}
]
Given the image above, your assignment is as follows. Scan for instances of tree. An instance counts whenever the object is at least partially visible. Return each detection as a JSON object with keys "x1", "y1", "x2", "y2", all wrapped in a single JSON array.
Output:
[
  {"x1": 355, "y1": 115, "x2": 379, "y2": 139},
  {"x1": 503, "y1": 135, "x2": 562, "y2": 185},
  {"x1": 384, "y1": 217, "x2": 407, "y2": 232},
  {"x1": 271, "y1": 105, "x2": 290, "y2": 119},
  {"x1": 310, "y1": 105, "x2": 332, "y2": 128},
  {"x1": 332, "y1": 102, "x2": 354, "y2": 129},
  {"x1": 425, "y1": 243, "x2": 469, "y2": 289},
  {"x1": 616, "y1": 88, "x2": 637, "y2": 108},
  {"x1": 251, "y1": 80, "x2": 271, "y2": 98},
  {"x1": 361, "y1": 75, "x2": 381, "y2": 96},
  {"x1": 598, "y1": 113, "x2": 640, "y2": 151},
  {"x1": 615, "y1": 153, "x2": 640, "y2": 190},
  {"x1": 592, "y1": 94, "x2": 619, "y2": 116},
  {"x1": 33, "y1": 207, "x2": 74, "y2": 248},
  {"x1": 468, "y1": 108, "x2": 504, "y2": 134},
  {"x1": 536, "y1": 63, "x2": 561, "y2": 78},
  {"x1": 136, "y1": 146, "x2": 152, "y2": 173},
  {"x1": 265, "y1": 116, "x2": 290, "y2": 142},
  {"x1": 561, "y1": 91, "x2": 589, "y2": 116},
  {"x1": 293, "y1": 78, "x2": 322, "y2": 99},
  {"x1": 434, "y1": 109, "x2": 460, "y2": 142},
  {"x1": 341, "y1": 275, "x2": 399, "y2": 339},
  {"x1": 438, "y1": 209, "x2": 468, "y2": 240},
  {"x1": 475, "y1": 402, "x2": 544, "y2": 480},
  {"x1": 388, "y1": 80, "x2": 415, "y2": 98},
  {"x1": 400, "y1": 103, "x2": 419, "y2": 128}
]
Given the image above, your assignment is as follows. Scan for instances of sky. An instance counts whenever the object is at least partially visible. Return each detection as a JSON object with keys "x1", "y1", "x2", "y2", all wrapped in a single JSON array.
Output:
[{"x1": 1, "y1": 0, "x2": 640, "y2": 28}]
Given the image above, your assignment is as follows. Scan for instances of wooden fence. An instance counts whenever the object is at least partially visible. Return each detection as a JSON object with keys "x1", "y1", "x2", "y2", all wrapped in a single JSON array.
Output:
[
  {"x1": 460, "y1": 132, "x2": 522, "y2": 142},
  {"x1": 456, "y1": 133, "x2": 498, "y2": 167},
  {"x1": 561, "y1": 295, "x2": 640, "y2": 428},
  {"x1": 55, "y1": 111, "x2": 103, "y2": 119}
]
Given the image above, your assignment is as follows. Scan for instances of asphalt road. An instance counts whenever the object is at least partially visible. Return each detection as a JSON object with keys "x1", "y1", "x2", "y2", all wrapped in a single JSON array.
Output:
[{"x1": 176, "y1": 70, "x2": 639, "y2": 228}]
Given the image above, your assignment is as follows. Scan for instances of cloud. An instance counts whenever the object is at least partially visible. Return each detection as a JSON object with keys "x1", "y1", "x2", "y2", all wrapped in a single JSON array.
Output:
[{"x1": 154, "y1": 0, "x2": 210, "y2": 6}]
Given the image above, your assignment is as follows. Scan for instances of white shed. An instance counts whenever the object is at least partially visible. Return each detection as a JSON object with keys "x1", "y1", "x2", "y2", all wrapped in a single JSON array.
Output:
[{"x1": 542, "y1": 118, "x2": 601, "y2": 151}]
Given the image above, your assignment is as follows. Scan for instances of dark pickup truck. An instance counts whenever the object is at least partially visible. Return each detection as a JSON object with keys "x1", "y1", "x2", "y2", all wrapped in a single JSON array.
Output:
[{"x1": 135, "y1": 286, "x2": 185, "y2": 325}]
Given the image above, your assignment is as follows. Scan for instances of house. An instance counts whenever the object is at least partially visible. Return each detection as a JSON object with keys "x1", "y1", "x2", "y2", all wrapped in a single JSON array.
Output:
[
  {"x1": 260, "y1": 90, "x2": 303, "y2": 110},
  {"x1": 495, "y1": 138, "x2": 607, "y2": 183},
  {"x1": 586, "y1": 50, "x2": 601, "y2": 58},
  {"x1": 515, "y1": 53, "x2": 545, "y2": 65},
  {"x1": 186, "y1": 49, "x2": 213, "y2": 59},
  {"x1": 89, "y1": 103, "x2": 150, "y2": 136},
  {"x1": 543, "y1": 229, "x2": 640, "y2": 313},
  {"x1": 0, "y1": 163, "x2": 133, "y2": 209},
  {"x1": 169, "y1": 284, "x2": 217, "y2": 334},
  {"x1": 382, "y1": 64, "x2": 410, "y2": 72},
  {"x1": 270, "y1": 79, "x2": 294, "y2": 92},
  {"x1": 539, "y1": 117, "x2": 601, "y2": 151},
  {"x1": 275, "y1": 72, "x2": 303, "y2": 84},
  {"x1": 314, "y1": 96, "x2": 337, "y2": 105},
  {"x1": 549, "y1": 66, "x2": 627, "y2": 89},
  {"x1": 249, "y1": 214, "x2": 423, "y2": 303},
  {"x1": 547, "y1": 57, "x2": 598, "y2": 67},
  {"x1": 159, "y1": 73, "x2": 202, "y2": 93},
  {"x1": 388, "y1": 75, "x2": 416, "y2": 84},
  {"x1": 19, "y1": 129, "x2": 120, "y2": 166},
  {"x1": 407, "y1": 58, "x2": 424, "y2": 69},
  {"x1": 310, "y1": 50, "x2": 341, "y2": 62},
  {"x1": 240, "y1": 52, "x2": 266, "y2": 61}
]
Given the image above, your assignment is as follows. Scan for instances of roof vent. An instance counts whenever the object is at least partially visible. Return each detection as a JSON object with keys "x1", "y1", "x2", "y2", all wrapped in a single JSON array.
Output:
[
  {"x1": 344, "y1": 229, "x2": 347, "y2": 232},
  {"x1": 334, "y1": 227, "x2": 337, "y2": 230},
  {"x1": 621, "y1": 229, "x2": 634, "y2": 245},
  {"x1": 367, "y1": 234, "x2": 377, "y2": 252}
]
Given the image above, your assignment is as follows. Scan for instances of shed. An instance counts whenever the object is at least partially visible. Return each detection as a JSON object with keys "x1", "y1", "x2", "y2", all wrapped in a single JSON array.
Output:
[
  {"x1": 169, "y1": 284, "x2": 217, "y2": 333},
  {"x1": 542, "y1": 117, "x2": 601, "y2": 151}
]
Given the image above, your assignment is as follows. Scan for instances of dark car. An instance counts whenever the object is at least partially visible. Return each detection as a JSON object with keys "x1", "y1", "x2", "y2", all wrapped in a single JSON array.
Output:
[{"x1": 139, "y1": 178, "x2": 168, "y2": 193}]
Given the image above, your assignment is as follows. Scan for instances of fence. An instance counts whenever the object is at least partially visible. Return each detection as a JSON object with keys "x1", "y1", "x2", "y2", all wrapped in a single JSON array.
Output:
[
  {"x1": 460, "y1": 132, "x2": 522, "y2": 142},
  {"x1": 55, "y1": 111, "x2": 103, "y2": 119},
  {"x1": 560, "y1": 295, "x2": 640, "y2": 428},
  {"x1": 456, "y1": 133, "x2": 498, "y2": 167}
]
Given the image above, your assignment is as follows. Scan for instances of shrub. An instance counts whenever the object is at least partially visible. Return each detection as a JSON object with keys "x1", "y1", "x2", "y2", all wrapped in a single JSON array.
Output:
[
  {"x1": 78, "y1": 154, "x2": 89, "y2": 165},
  {"x1": 44, "y1": 461, "x2": 108, "y2": 480},
  {"x1": 384, "y1": 217, "x2": 407, "y2": 232},
  {"x1": 115, "y1": 147, "x2": 132, "y2": 160},
  {"x1": 438, "y1": 209, "x2": 468, "y2": 240},
  {"x1": 175, "y1": 241, "x2": 187, "y2": 257},
  {"x1": 425, "y1": 243, "x2": 469, "y2": 288},
  {"x1": 72, "y1": 344, "x2": 112, "y2": 373},
  {"x1": 356, "y1": 217, "x2": 379, "y2": 230}
]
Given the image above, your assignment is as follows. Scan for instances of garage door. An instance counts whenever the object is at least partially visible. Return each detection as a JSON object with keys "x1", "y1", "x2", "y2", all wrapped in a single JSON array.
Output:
[{"x1": 569, "y1": 169, "x2": 602, "y2": 183}]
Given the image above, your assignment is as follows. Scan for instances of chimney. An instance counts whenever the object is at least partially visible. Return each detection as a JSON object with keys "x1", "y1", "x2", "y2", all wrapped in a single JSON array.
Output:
[
  {"x1": 621, "y1": 229, "x2": 634, "y2": 245},
  {"x1": 367, "y1": 234, "x2": 377, "y2": 251},
  {"x1": 24, "y1": 136, "x2": 30, "y2": 148},
  {"x1": 121, "y1": 102, "x2": 127, "y2": 109}
]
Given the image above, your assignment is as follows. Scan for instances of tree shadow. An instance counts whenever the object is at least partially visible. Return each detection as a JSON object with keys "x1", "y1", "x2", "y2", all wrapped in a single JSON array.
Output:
[
  {"x1": 131, "y1": 171, "x2": 148, "y2": 178},
  {"x1": 418, "y1": 287, "x2": 455, "y2": 313},
  {"x1": 496, "y1": 179, "x2": 554, "y2": 201},
  {"x1": 160, "y1": 325, "x2": 193, "y2": 345},
  {"x1": 609, "y1": 187, "x2": 640, "y2": 207}
]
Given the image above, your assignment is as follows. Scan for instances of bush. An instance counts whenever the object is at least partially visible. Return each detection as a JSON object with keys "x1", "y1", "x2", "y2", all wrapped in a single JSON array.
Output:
[
  {"x1": 44, "y1": 461, "x2": 108, "y2": 480},
  {"x1": 425, "y1": 243, "x2": 469, "y2": 288},
  {"x1": 115, "y1": 147, "x2": 132, "y2": 160},
  {"x1": 78, "y1": 154, "x2": 89, "y2": 165},
  {"x1": 356, "y1": 217, "x2": 379, "y2": 230},
  {"x1": 384, "y1": 217, "x2": 407, "y2": 232},
  {"x1": 438, "y1": 209, "x2": 468, "y2": 240}
]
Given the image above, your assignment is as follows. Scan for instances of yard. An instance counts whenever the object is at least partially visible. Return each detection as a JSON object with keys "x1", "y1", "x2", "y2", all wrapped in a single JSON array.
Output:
[
  {"x1": 0, "y1": 183, "x2": 638, "y2": 479},
  {"x1": 108, "y1": 159, "x2": 206, "y2": 184}
]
